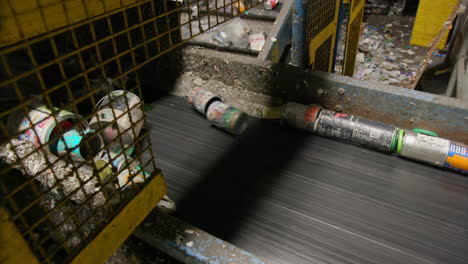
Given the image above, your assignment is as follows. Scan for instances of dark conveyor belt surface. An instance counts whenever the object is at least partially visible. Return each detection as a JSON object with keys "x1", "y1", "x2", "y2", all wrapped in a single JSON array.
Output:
[{"x1": 146, "y1": 95, "x2": 468, "y2": 264}]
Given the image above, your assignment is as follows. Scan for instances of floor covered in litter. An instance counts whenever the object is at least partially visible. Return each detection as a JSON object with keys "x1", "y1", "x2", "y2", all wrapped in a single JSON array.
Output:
[
  {"x1": 145, "y1": 95, "x2": 468, "y2": 264},
  {"x1": 335, "y1": 14, "x2": 447, "y2": 91}
]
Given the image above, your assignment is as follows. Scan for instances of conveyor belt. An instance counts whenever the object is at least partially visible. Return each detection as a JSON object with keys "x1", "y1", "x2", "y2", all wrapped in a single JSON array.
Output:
[{"x1": 146, "y1": 95, "x2": 468, "y2": 264}]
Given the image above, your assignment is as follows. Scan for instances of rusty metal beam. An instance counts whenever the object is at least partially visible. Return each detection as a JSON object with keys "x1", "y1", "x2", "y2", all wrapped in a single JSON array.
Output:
[{"x1": 134, "y1": 211, "x2": 267, "y2": 264}]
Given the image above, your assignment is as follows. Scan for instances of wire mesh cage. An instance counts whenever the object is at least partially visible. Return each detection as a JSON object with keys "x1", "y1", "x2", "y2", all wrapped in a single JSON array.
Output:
[
  {"x1": 0, "y1": 0, "x2": 263, "y2": 263},
  {"x1": 305, "y1": 0, "x2": 340, "y2": 72}
]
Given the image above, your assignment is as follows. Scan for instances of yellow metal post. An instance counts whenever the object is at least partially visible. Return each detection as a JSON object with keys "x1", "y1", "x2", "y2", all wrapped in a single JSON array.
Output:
[
  {"x1": 307, "y1": 0, "x2": 341, "y2": 72},
  {"x1": 71, "y1": 172, "x2": 167, "y2": 264},
  {"x1": 410, "y1": 0, "x2": 460, "y2": 49},
  {"x1": 343, "y1": 0, "x2": 365, "y2": 76},
  {"x1": 0, "y1": 207, "x2": 39, "y2": 264}
]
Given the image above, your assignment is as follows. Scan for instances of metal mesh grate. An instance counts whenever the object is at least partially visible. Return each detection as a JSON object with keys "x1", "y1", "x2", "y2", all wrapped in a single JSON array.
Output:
[
  {"x1": 305, "y1": 0, "x2": 337, "y2": 42},
  {"x1": 0, "y1": 0, "x2": 263, "y2": 263},
  {"x1": 313, "y1": 36, "x2": 332, "y2": 72},
  {"x1": 343, "y1": 5, "x2": 363, "y2": 76}
]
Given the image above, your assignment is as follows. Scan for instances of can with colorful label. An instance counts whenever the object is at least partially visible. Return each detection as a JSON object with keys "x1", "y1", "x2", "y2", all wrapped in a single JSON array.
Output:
[
  {"x1": 445, "y1": 142, "x2": 468, "y2": 174},
  {"x1": 95, "y1": 151, "x2": 147, "y2": 190},
  {"x1": 314, "y1": 110, "x2": 398, "y2": 152},
  {"x1": 55, "y1": 129, "x2": 104, "y2": 162},
  {"x1": 281, "y1": 102, "x2": 321, "y2": 132},
  {"x1": 398, "y1": 130, "x2": 467, "y2": 174},
  {"x1": 206, "y1": 101, "x2": 248, "y2": 135},
  {"x1": 7, "y1": 106, "x2": 84, "y2": 153},
  {"x1": 188, "y1": 87, "x2": 221, "y2": 115},
  {"x1": 89, "y1": 90, "x2": 143, "y2": 155}
]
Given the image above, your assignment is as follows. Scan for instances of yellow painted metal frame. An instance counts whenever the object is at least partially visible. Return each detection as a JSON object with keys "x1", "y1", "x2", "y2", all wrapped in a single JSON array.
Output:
[
  {"x1": 0, "y1": 172, "x2": 167, "y2": 263},
  {"x1": 0, "y1": 0, "x2": 140, "y2": 48},
  {"x1": 410, "y1": 0, "x2": 459, "y2": 49},
  {"x1": 0, "y1": 207, "x2": 39, "y2": 264},
  {"x1": 343, "y1": 0, "x2": 364, "y2": 76},
  {"x1": 308, "y1": 0, "x2": 341, "y2": 72}
]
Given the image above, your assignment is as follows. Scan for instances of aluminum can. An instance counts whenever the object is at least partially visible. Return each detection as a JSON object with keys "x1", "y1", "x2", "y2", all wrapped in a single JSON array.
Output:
[
  {"x1": 399, "y1": 131, "x2": 449, "y2": 166},
  {"x1": 90, "y1": 90, "x2": 143, "y2": 155},
  {"x1": 399, "y1": 131, "x2": 467, "y2": 174},
  {"x1": 7, "y1": 106, "x2": 84, "y2": 153},
  {"x1": 56, "y1": 129, "x2": 103, "y2": 162},
  {"x1": 206, "y1": 101, "x2": 248, "y2": 135},
  {"x1": 314, "y1": 110, "x2": 398, "y2": 152},
  {"x1": 188, "y1": 88, "x2": 221, "y2": 115},
  {"x1": 281, "y1": 102, "x2": 321, "y2": 132}
]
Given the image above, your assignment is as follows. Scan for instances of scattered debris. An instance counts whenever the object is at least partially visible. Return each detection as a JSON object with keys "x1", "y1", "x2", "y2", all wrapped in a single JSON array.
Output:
[
  {"x1": 212, "y1": 31, "x2": 231, "y2": 47},
  {"x1": 192, "y1": 76, "x2": 206, "y2": 86},
  {"x1": 157, "y1": 195, "x2": 177, "y2": 213},
  {"x1": 0, "y1": 139, "x2": 106, "y2": 207},
  {"x1": 264, "y1": 0, "x2": 279, "y2": 10},
  {"x1": 234, "y1": 0, "x2": 245, "y2": 13},
  {"x1": 365, "y1": 0, "x2": 406, "y2": 16},
  {"x1": 336, "y1": 16, "x2": 428, "y2": 87},
  {"x1": 249, "y1": 33, "x2": 266, "y2": 51},
  {"x1": 185, "y1": 229, "x2": 195, "y2": 234}
]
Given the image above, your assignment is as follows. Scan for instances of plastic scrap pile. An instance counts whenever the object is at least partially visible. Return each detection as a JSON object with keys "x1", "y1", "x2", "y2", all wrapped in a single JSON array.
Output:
[
  {"x1": 212, "y1": 17, "x2": 266, "y2": 51},
  {"x1": 353, "y1": 21, "x2": 420, "y2": 87},
  {"x1": 365, "y1": 0, "x2": 406, "y2": 16}
]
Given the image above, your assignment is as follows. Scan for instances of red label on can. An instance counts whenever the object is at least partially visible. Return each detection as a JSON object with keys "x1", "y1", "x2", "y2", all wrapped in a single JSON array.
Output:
[
  {"x1": 334, "y1": 113, "x2": 348, "y2": 118},
  {"x1": 304, "y1": 107, "x2": 320, "y2": 123}
]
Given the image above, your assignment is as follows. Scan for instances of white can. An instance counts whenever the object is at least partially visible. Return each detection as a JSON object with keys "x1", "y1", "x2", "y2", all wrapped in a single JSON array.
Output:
[
  {"x1": 90, "y1": 90, "x2": 144, "y2": 154},
  {"x1": 399, "y1": 131, "x2": 450, "y2": 166}
]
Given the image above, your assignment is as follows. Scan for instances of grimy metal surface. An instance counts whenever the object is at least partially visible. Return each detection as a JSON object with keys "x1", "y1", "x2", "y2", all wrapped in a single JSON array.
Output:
[
  {"x1": 135, "y1": 210, "x2": 267, "y2": 264},
  {"x1": 146, "y1": 95, "x2": 468, "y2": 264},
  {"x1": 180, "y1": 47, "x2": 468, "y2": 142},
  {"x1": 258, "y1": 0, "x2": 293, "y2": 63}
]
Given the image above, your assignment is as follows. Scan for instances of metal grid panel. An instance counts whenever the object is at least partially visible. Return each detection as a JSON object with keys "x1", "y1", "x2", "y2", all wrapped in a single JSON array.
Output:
[
  {"x1": 0, "y1": 0, "x2": 263, "y2": 263},
  {"x1": 0, "y1": 0, "x2": 141, "y2": 48},
  {"x1": 343, "y1": 1, "x2": 364, "y2": 76},
  {"x1": 313, "y1": 36, "x2": 332, "y2": 71},
  {"x1": 305, "y1": 0, "x2": 337, "y2": 42}
]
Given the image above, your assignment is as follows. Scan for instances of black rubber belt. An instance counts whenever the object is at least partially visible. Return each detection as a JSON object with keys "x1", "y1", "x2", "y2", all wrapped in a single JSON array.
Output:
[{"x1": 146, "y1": 95, "x2": 468, "y2": 264}]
